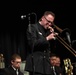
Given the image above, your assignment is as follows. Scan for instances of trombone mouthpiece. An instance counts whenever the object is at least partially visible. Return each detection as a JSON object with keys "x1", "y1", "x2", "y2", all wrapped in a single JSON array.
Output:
[
  {"x1": 48, "y1": 26, "x2": 52, "y2": 29},
  {"x1": 47, "y1": 26, "x2": 54, "y2": 33}
]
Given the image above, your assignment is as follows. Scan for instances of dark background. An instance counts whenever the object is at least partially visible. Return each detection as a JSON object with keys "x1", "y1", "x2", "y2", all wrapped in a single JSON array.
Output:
[{"x1": 0, "y1": 0, "x2": 76, "y2": 67}]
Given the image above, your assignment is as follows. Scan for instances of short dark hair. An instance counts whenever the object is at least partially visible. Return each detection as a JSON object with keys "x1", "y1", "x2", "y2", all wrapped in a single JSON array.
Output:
[
  {"x1": 50, "y1": 53, "x2": 57, "y2": 57},
  {"x1": 43, "y1": 11, "x2": 55, "y2": 18},
  {"x1": 39, "y1": 11, "x2": 55, "y2": 21},
  {"x1": 11, "y1": 54, "x2": 21, "y2": 61}
]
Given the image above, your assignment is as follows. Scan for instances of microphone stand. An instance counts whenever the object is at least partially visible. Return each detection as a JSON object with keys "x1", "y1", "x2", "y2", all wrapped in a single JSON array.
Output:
[{"x1": 28, "y1": 15, "x2": 35, "y2": 75}]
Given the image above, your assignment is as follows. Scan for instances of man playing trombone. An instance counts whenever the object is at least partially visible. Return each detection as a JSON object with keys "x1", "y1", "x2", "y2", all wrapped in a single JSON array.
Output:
[{"x1": 25, "y1": 11, "x2": 63, "y2": 75}]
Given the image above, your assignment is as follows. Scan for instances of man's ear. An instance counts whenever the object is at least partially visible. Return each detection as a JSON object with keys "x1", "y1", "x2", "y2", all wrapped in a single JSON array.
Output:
[{"x1": 11, "y1": 60, "x2": 14, "y2": 64}]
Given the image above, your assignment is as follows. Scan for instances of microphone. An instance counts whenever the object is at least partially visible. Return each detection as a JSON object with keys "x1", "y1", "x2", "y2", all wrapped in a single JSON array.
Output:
[
  {"x1": 66, "y1": 32, "x2": 71, "y2": 46},
  {"x1": 21, "y1": 12, "x2": 36, "y2": 19},
  {"x1": 72, "y1": 40, "x2": 76, "y2": 50},
  {"x1": 72, "y1": 40, "x2": 76, "y2": 44}
]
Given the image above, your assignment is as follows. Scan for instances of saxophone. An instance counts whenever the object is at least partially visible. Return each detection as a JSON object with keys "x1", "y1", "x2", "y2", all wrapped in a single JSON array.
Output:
[{"x1": 63, "y1": 58, "x2": 73, "y2": 75}]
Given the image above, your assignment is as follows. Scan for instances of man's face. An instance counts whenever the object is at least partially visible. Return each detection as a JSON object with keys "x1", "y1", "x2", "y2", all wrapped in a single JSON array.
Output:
[
  {"x1": 11, "y1": 58, "x2": 21, "y2": 69},
  {"x1": 50, "y1": 56, "x2": 57, "y2": 66},
  {"x1": 55, "y1": 57, "x2": 61, "y2": 66},
  {"x1": 42, "y1": 14, "x2": 54, "y2": 29}
]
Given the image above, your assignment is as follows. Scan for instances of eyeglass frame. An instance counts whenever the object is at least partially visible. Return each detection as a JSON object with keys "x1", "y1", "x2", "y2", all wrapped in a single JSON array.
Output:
[
  {"x1": 13, "y1": 60, "x2": 21, "y2": 64},
  {"x1": 44, "y1": 16, "x2": 53, "y2": 24}
]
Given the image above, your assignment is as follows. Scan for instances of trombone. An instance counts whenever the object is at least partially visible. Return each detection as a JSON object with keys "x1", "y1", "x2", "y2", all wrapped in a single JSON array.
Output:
[{"x1": 52, "y1": 24, "x2": 76, "y2": 57}]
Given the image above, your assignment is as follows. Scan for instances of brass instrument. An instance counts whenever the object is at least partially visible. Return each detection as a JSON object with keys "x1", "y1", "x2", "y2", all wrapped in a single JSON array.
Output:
[
  {"x1": 63, "y1": 58, "x2": 73, "y2": 75},
  {"x1": 53, "y1": 24, "x2": 76, "y2": 57}
]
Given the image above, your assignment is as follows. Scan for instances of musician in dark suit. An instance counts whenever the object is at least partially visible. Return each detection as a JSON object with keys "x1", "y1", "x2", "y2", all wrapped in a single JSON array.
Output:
[
  {"x1": 1, "y1": 54, "x2": 24, "y2": 75},
  {"x1": 25, "y1": 11, "x2": 58, "y2": 75},
  {"x1": 50, "y1": 53, "x2": 63, "y2": 75}
]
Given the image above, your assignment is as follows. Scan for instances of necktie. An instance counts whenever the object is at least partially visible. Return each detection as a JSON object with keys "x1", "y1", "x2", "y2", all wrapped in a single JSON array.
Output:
[
  {"x1": 16, "y1": 69, "x2": 19, "y2": 75},
  {"x1": 52, "y1": 66, "x2": 57, "y2": 75}
]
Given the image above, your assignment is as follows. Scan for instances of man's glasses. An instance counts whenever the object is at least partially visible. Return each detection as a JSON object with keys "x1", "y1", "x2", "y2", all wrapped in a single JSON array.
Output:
[
  {"x1": 44, "y1": 16, "x2": 53, "y2": 24},
  {"x1": 13, "y1": 61, "x2": 21, "y2": 64}
]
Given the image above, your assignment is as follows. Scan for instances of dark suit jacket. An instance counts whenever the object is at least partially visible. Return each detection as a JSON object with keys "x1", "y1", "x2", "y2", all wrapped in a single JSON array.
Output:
[
  {"x1": 25, "y1": 22, "x2": 55, "y2": 74},
  {"x1": 55, "y1": 66, "x2": 64, "y2": 75},
  {"x1": 1, "y1": 66, "x2": 24, "y2": 75}
]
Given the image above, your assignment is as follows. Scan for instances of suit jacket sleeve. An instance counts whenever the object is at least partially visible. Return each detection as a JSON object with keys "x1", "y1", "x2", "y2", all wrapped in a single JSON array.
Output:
[{"x1": 26, "y1": 23, "x2": 50, "y2": 51}]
